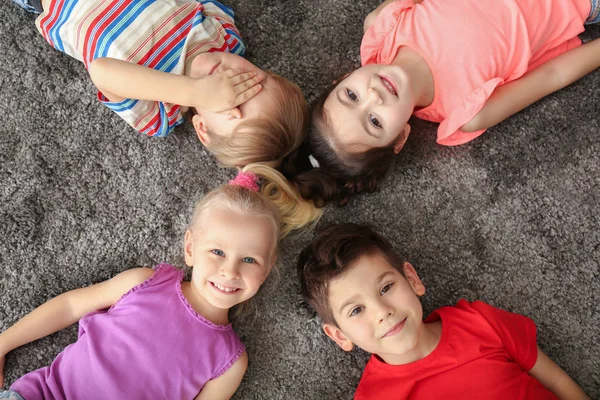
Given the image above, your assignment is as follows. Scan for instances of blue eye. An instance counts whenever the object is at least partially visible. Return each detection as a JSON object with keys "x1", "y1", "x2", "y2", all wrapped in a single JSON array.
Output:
[
  {"x1": 242, "y1": 257, "x2": 256, "y2": 264},
  {"x1": 346, "y1": 88, "x2": 358, "y2": 102},
  {"x1": 212, "y1": 249, "x2": 225, "y2": 257},
  {"x1": 369, "y1": 114, "x2": 382, "y2": 128},
  {"x1": 350, "y1": 306, "x2": 364, "y2": 317},
  {"x1": 381, "y1": 283, "x2": 393, "y2": 295}
]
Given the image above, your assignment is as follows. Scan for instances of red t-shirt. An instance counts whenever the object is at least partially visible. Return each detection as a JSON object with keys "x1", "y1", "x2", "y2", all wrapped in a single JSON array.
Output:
[{"x1": 354, "y1": 300, "x2": 557, "y2": 399}]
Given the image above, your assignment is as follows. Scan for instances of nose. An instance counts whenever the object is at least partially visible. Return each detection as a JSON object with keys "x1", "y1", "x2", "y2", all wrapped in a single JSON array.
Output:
[
  {"x1": 219, "y1": 260, "x2": 241, "y2": 280},
  {"x1": 367, "y1": 87, "x2": 383, "y2": 105},
  {"x1": 375, "y1": 300, "x2": 394, "y2": 323}
]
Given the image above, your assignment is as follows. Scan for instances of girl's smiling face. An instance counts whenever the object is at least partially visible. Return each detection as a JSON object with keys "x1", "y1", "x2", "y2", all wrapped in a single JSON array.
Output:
[
  {"x1": 323, "y1": 64, "x2": 414, "y2": 154},
  {"x1": 183, "y1": 205, "x2": 277, "y2": 324}
]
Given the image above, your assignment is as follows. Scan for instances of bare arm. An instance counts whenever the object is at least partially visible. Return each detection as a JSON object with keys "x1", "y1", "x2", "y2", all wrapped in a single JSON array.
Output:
[
  {"x1": 364, "y1": 0, "x2": 423, "y2": 33},
  {"x1": 88, "y1": 58, "x2": 263, "y2": 113},
  {"x1": 0, "y1": 267, "x2": 154, "y2": 387},
  {"x1": 461, "y1": 38, "x2": 600, "y2": 132},
  {"x1": 528, "y1": 347, "x2": 589, "y2": 400},
  {"x1": 194, "y1": 351, "x2": 248, "y2": 400}
]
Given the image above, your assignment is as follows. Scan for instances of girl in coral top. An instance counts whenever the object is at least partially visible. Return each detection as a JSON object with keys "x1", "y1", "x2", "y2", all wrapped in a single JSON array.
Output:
[{"x1": 278, "y1": 0, "x2": 600, "y2": 206}]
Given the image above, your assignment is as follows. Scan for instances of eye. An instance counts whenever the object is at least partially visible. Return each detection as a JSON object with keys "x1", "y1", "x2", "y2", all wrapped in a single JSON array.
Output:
[
  {"x1": 349, "y1": 306, "x2": 364, "y2": 317},
  {"x1": 369, "y1": 114, "x2": 382, "y2": 128},
  {"x1": 381, "y1": 283, "x2": 393, "y2": 295},
  {"x1": 346, "y1": 88, "x2": 358, "y2": 102},
  {"x1": 242, "y1": 257, "x2": 256, "y2": 264},
  {"x1": 211, "y1": 249, "x2": 225, "y2": 257}
]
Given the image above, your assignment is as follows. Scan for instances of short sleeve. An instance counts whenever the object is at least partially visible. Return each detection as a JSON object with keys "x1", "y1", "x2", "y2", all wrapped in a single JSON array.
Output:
[
  {"x1": 360, "y1": 0, "x2": 416, "y2": 66},
  {"x1": 469, "y1": 300, "x2": 538, "y2": 371},
  {"x1": 432, "y1": 77, "x2": 504, "y2": 146},
  {"x1": 97, "y1": 93, "x2": 183, "y2": 137}
]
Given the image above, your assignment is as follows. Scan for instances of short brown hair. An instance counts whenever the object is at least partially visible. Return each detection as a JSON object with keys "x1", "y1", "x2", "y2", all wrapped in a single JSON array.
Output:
[
  {"x1": 297, "y1": 223, "x2": 405, "y2": 325},
  {"x1": 208, "y1": 72, "x2": 308, "y2": 168}
]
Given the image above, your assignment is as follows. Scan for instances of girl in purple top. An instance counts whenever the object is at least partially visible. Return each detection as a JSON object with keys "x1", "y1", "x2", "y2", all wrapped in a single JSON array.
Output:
[{"x1": 0, "y1": 168, "x2": 303, "y2": 400}]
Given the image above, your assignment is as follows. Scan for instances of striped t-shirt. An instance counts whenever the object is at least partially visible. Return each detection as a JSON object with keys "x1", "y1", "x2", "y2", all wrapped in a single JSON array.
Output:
[{"x1": 35, "y1": 0, "x2": 245, "y2": 137}]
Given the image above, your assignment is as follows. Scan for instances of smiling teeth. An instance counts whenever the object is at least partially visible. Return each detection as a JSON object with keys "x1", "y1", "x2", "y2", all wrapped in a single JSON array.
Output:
[
  {"x1": 381, "y1": 78, "x2": 397, "y2": 95},
  {"x1": 213, "y1": 282, "x2": 239, "y2": 292}
]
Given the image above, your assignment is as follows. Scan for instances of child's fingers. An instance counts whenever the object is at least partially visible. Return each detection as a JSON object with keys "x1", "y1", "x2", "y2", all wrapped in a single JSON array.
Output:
[
  {"x1": 226, "y1": 70, "x2": 265, "y2": 85},
  {"x1": 234, "y1": 84, "x2": 263, "y2": 105}
]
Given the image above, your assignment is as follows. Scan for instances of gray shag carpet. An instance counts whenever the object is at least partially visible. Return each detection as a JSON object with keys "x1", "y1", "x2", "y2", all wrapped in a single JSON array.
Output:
[{"x1": 1, "y1": 1, "x2": 599, "y2": 398}]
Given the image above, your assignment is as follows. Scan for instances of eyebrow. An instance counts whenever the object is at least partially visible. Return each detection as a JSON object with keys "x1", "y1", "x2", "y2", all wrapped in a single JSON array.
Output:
[
  {"x1": 337, "y1": 271, "x2": 396, "y2": 314},
  {"x1": 339, "y1": 294, "x2": 361, "y2": 315}
]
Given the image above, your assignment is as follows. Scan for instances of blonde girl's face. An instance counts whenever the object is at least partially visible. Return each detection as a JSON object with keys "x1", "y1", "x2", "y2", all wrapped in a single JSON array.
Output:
[
  {"x1": 323, "y1": 64, "x2": 414, "y2": 154},
  {"x1": 189, "y1": 52, "x2": 278, "y2": 140},
  {"x1": 184, "y1": 205, "x2": 277, "y2": 313}
]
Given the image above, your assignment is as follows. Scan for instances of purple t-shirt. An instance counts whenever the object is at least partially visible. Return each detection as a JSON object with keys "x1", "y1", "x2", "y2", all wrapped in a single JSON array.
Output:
[{"x1": 11, "y1": 264, "x2": 245, "y2": 399}]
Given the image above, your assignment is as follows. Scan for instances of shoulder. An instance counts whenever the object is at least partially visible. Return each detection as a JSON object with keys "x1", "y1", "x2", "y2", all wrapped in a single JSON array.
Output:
[{"x1": 107, "y1": 267, "x2": 155, "y2": 288}]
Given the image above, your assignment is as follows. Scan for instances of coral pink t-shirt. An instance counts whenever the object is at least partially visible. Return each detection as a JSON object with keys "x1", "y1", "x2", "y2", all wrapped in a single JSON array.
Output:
[
  {"x1": 354, "y1": 300, "x2": 556, "y2": 400},
  {"x1": 361, "y1": 0, "x2": 590, "y2": 145}
]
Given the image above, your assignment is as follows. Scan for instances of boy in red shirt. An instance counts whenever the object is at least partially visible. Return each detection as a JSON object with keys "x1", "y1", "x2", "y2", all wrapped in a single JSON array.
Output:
[{"x1": 297, "y1": 223, "x2": 590, "y2": 399}]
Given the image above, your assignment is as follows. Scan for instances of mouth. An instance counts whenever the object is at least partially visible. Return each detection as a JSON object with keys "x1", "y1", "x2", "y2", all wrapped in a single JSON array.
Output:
[
  {"x1": 379, "y1": 75, "x2": 397, "y2": 96},
  {"x1": 383, "y1": 318, "x2": 407, "y2": 338},
  {"x1": 210, "y1": 281, "x2": 241, "y2": 294},
  {"x1": 208, "y1": 62, "x2": 222, "y2": 75}
]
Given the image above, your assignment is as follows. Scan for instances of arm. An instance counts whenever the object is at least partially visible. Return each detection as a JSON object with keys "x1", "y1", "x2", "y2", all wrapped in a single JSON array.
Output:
[
  {"x1": 528, "y1": 347, "x2": 590, "y2": 400},
  {"x1": 88, "y1": 57, "x2": 263, "y2": 112},
  {"x1": 0, "y1": 267, "x2": 154, "y2": 386},
  {"x1": 194, "y1": 351, "x2": 248, "y2": 400},
  {"x1": 461, "y1": 38, "x2": 600, "y2": 132},
  {"x1": 364, "y1": 0, "x2": 423, "y2": 33}
]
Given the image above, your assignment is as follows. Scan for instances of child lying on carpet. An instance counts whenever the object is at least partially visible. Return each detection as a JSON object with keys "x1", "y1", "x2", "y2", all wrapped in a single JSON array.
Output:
[
  {"x1": 297, "y1": 223, "x2": 590, "y2": 399},
  {"x1": 278, "y1": 0, "x2": 600, "y2": 206},
  {"x1": 11, "y1": 0, "x2": 307, "y2": 168},
  {"x1": 0, "y1": 169, "x2": 314, "y2": 400}
]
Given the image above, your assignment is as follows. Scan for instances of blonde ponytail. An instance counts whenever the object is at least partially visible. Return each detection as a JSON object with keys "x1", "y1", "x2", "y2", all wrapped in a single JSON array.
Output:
[{"x1": 243, "y1": 163, "x2": 322, "y2": 237}]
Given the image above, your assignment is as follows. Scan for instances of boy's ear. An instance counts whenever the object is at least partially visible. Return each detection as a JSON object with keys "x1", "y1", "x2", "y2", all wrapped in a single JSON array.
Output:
[
  {"x1": 184, "y1": 230, "x2": 195, "y2": 267},
  {"x1": 192, "y1": 113, "x2": 210, "y2": 147},
  {"x1": 323, "y1": 323, "x2": 354, "y2": 352},
  {"x1": 393, "y1": 124, "x2": 411, "y2": 154},
  {"x1": 403, "y1": 262, "x2": 425, "y2": 296}
]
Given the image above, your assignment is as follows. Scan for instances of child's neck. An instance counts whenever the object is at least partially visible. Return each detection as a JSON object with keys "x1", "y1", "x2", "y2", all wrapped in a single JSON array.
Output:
[
  {"x1": 392, "y1": 47, "x2": 435, "y2": 108},
  {"x1": 379, "y1": 320, "x2": 442, "y2": 365},
  {"x1": 180, "y1": 281, "x2": 230, "y2": 325}
]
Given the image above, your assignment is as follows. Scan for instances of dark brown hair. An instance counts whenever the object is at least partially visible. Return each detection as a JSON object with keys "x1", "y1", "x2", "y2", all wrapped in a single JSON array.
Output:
[
  {"x1": 280, "y1": 79, "x2": 397, "y2": 207},
  {"x1": 297, "y1": 223, "x2": 405, "y2": 325}
]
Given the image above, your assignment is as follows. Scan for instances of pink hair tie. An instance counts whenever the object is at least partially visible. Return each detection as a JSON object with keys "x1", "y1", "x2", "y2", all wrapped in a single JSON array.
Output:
[{"x1": 229, "y1": 171, "x2": 260, "y2": 192}]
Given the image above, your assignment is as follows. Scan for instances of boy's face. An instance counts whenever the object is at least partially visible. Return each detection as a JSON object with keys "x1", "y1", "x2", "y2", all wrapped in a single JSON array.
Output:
[
  {"x1": 189, "y1": 52, "x2": 277, "y2": 143},
  {"x1": 323, "y1": 253, "x2": 426, "y2": 363}
]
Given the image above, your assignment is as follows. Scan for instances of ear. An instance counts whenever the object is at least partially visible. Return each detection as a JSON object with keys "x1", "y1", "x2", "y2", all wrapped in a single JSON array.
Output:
[
  {"x1": 261, "y1": 254, "x2": 277, "y2": 282},
  {"x1": 184, "y1": 230, "x2": 195, "y2": 267},
  {"x1": 323, "y1": 323, "x2": 354, "y2": 351},
  {"x1": 402, "y1": 262, "x2": 425, "y2": 296},
  {"x1": 393, "y1": 124, "x2": 411, "y2": 154},
  {"x1": 192, "y1": 113, "x2": 210, "y2": 147},
  {"x1": 227, "y1": 107, "x2": 242, "y2": 119}
]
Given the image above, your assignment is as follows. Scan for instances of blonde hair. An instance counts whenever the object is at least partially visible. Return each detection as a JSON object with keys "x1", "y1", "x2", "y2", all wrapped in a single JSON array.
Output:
[
  {"x1": 244, "y1": 163, "x2": 323, "y2": 237},
  {"x1": 207, "y1": 72, "x2": 308, "y2": 168}
]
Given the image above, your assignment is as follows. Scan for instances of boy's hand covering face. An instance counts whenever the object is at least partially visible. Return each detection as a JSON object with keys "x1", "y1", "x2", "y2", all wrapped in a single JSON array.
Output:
[{"x1": 194, "y1": 69, "x2": 265, "y2": 114}]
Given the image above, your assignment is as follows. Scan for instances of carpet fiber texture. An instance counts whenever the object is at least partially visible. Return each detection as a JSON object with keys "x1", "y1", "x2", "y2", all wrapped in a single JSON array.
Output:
[{"x1": 0, "y1": 1, "x2": 599, "y2": 399}]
